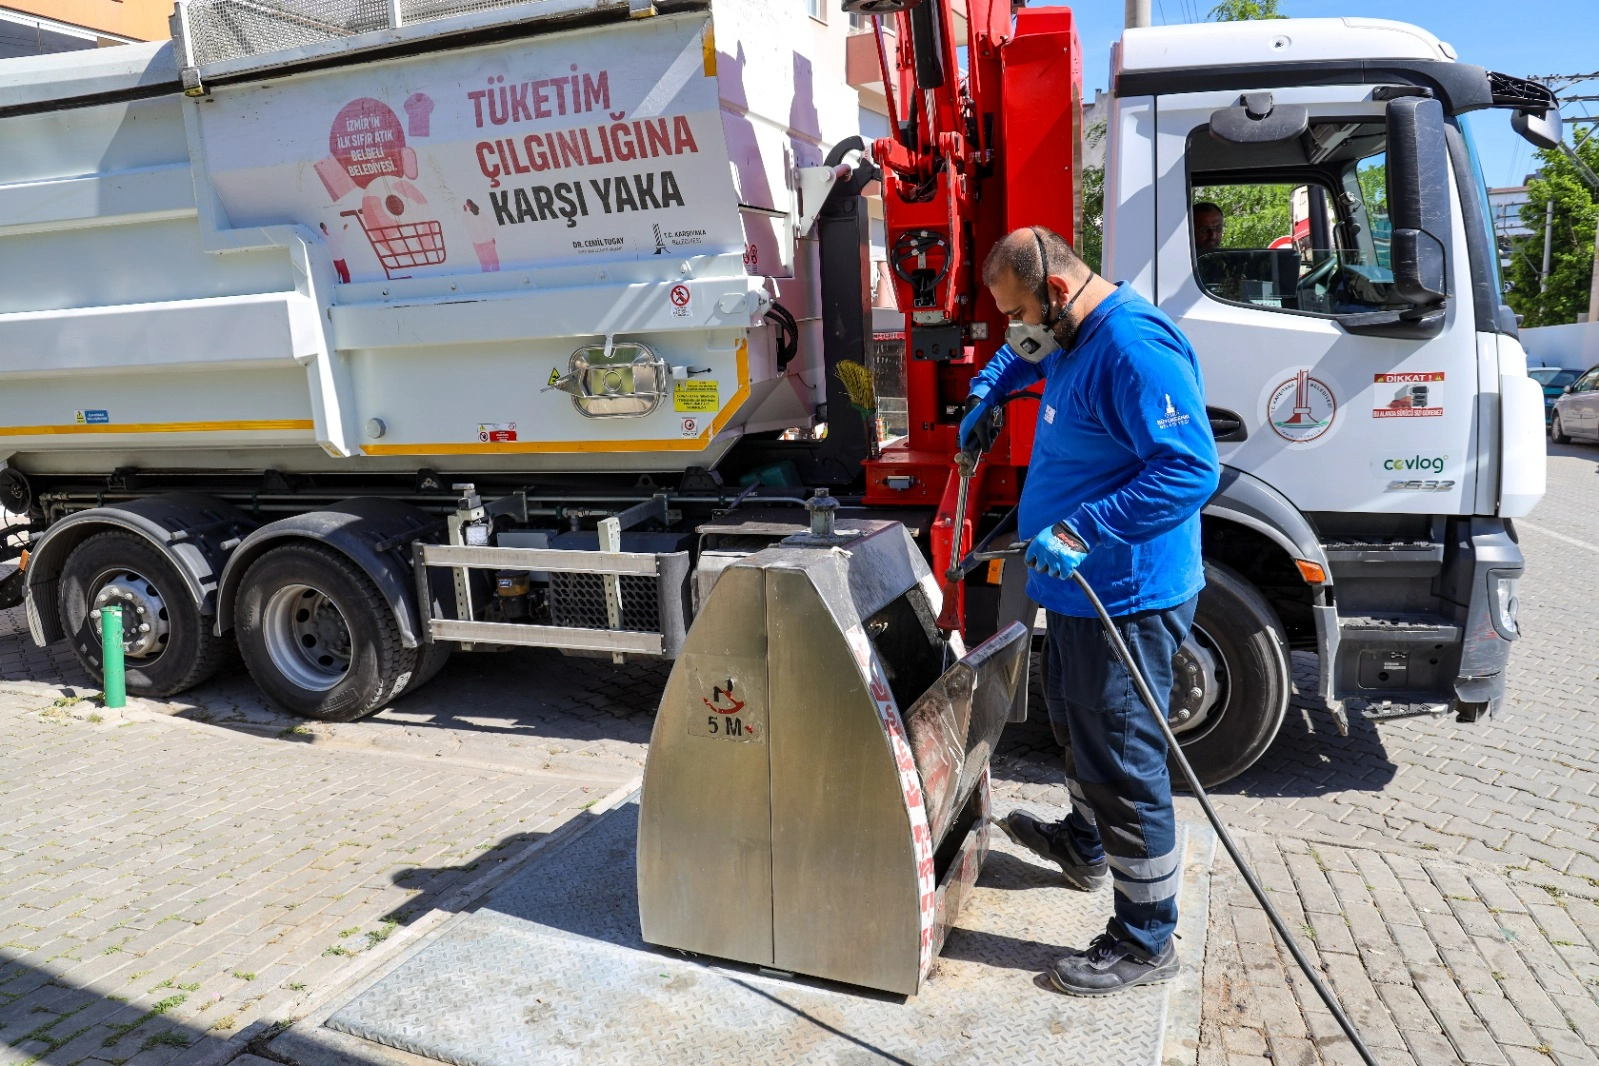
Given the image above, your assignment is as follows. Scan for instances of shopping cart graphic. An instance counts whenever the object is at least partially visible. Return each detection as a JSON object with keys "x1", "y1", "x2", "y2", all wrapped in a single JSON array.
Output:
[{"x1": 342, "y1": 210, "x2": 446, "y2": 279}]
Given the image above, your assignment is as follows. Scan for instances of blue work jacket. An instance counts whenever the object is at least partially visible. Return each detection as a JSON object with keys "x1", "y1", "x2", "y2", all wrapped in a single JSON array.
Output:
[{"x1": 969, "y1": 283, "x2": 1221, "y2": 618}]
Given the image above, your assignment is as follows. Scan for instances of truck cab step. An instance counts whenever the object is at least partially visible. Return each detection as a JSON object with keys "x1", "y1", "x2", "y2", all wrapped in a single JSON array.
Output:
[
  {"x1": 1336, "y1": 613, "x2": 1460, "y2": 642},
  {"x1": 1350, "y1": 697, "x2": 1453, "y2": 721},
  {"x1": 1321, "y1": 537, "x2": 1444, "y2": 577}
]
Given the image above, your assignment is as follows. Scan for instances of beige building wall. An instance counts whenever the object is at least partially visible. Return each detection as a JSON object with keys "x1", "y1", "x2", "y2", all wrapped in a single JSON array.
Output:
[{"x1": 4, "y1": 0, "x2": 171, "y2": 41}]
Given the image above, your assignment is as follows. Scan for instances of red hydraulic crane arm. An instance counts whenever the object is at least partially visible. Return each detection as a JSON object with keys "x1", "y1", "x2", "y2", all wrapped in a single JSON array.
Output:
[{"x1": 850, "y1": 0, "x2": 1082, "y2": 634}]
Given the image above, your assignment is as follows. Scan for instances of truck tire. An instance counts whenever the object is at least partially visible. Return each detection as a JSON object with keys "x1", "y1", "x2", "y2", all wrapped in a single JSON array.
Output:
[
  {"x1": 401, "y1": 640, "x2": 453, "y2": 696},
  {"x1": 1550, "y1": 411, "x2": 1571, "y2": 444},
  {"x1": 57, "y1": 530, "x2": 231, "y2": 697},
  {"x1": 234, "y1": 542, "x2": 417, "y2": 721},
  {"x1": 1167, "y1": 562, "x2": 1290, "y2": 789}
]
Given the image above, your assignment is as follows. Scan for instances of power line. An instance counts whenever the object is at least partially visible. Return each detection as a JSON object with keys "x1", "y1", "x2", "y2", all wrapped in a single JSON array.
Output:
[{"x1": 1530, "y1": 72, "x2": 1599, "y2": 93}]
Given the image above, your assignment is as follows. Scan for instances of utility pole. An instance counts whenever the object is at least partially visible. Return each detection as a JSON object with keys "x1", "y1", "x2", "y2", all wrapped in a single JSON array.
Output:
[
  {"x1": 1125, "y1": 0, "x2": 1151, "y2": 29},
  {"x1": 1541, "y1": 197, "x2": 1554, "y2": 293}
]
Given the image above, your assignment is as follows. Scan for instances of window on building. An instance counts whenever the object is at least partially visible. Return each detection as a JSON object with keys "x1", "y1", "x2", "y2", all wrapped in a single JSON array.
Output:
[{"x1": 807, "y1": 0, "x2": 827, "y2": 24}]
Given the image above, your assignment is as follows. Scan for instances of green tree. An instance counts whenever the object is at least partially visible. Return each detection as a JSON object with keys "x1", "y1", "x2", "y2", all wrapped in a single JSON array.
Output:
[
  {"x1": 1208, "y1": 0, "x2": 1286, "y2": 20},
  {"x1": 1192, "y1": 183, "x2": 1295, "y2": 248},
  {"x1": 1504, "y1": 137, "x2": 1599, "y2": 327},
  {"x1": 1078, "y1": 120, "x2": 1106, "y2": 274}
]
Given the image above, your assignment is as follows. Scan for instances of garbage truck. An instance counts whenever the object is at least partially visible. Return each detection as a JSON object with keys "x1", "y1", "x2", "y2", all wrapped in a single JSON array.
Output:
[{"x1": 0, "y1": 0, "x2": 1552, "y2": 784}]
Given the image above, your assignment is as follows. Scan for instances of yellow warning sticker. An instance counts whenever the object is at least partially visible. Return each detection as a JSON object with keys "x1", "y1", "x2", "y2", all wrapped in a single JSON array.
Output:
[
  {"x1": 673, "y1": 380, "x2": 719, "y2": 413},
  {"x1": 547, "y1": 368, "x2": 561, "y2": 386}
]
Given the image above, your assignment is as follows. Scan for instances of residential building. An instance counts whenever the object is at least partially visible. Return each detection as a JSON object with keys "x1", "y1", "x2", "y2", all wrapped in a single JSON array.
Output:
[{"x1": 1, "y1": 0, "x2": 169, "y2": 58}]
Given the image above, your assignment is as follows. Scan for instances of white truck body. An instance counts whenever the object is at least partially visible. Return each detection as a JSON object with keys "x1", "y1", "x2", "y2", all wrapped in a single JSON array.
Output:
[{"x1": 0, "y1": 0, "x2": 859, "y2": 476}]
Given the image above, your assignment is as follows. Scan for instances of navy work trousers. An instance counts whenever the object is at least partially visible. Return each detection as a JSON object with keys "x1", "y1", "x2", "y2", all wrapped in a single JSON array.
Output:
[{"x1": 1043, "y1": 595, "x2": 1197, "y2": 957}]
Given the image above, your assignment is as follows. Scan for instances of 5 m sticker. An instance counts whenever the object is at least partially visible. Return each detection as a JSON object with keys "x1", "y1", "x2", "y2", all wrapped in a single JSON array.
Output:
[
  {"x1": 673, "y1": 379, "x2": 718, "y2": 412},
  {"x1": 688, "y1": 678, "x2": 760, "y2": 741}
]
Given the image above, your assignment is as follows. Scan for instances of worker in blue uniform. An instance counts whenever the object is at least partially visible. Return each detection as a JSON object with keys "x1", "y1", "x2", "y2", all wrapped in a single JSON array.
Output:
[{"x1": 963, "y1": 226, "x2": 1220, "y2": 996}]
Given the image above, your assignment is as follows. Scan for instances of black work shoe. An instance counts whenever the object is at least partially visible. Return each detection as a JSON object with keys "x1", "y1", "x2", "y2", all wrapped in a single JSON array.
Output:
[
  {"x1": 1048, "y1": 933, "x2": 1179, "y2": 997},
  {"x1": 997, "y1": 810, "x2": 1109, "y2": 892}
]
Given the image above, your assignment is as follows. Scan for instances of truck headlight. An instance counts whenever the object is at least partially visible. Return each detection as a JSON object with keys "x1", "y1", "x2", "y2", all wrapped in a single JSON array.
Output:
[{"x1": 1488, "y1": 569, "x2": 1520, "y2": 640}]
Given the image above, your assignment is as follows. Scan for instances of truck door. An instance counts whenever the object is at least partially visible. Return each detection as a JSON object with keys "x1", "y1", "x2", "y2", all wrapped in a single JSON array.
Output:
[{"x1": 1151, "y1": 90, "x2": 1480, "y2": 515}]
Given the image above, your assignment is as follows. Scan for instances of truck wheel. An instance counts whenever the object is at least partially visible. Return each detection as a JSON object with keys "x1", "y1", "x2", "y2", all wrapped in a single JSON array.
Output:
[
  {"x1": 57, "y1": 530, "x2": 230, "y2": 697},
  {"x1": 1550, "y1": 412, "x2": 1571, "y2": 444},
  {"x1": 1167, "y1": 562, "x2": 1290, "y2": 789},
  {"x1": 234, "y1": 542, "x2": 417, "y2": 721}
]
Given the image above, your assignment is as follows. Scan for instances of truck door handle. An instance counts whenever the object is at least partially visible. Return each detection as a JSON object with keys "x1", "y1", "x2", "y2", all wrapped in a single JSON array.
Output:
[{"x1": 1206, "y1": 407, "x2": 1247, "y2": 442}]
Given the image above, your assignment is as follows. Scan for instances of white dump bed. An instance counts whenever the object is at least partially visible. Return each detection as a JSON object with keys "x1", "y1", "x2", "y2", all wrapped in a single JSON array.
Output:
[{"x1": 0, "y1": 0, "x2": 861, "y2": 477}]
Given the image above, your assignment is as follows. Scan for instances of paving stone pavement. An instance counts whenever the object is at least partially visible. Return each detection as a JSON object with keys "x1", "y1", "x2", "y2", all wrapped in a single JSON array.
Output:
[
  {"x1": 0, "y1": 550, "x2": 658, "y2": 1065},
  {"x1": 3, "y1": 444, "x2": 1598, "y2": 1066}
]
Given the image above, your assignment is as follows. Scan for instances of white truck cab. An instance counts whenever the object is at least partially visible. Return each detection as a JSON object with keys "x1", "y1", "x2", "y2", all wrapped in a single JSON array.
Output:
[{"x1": 1105, "y1": 19, "x2": 1546, "y2": 753}]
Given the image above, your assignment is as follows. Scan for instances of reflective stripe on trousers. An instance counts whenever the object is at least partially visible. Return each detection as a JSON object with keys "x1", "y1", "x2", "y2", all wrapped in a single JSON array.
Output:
[{"x1": 1043, "y1": 595, "x2": 1197, "y2": 957}]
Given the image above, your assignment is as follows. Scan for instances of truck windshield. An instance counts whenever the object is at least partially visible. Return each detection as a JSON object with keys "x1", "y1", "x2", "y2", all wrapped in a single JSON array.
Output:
[{"x1": 1452, "y1": 116, "x2": 1505, "y2": 299}]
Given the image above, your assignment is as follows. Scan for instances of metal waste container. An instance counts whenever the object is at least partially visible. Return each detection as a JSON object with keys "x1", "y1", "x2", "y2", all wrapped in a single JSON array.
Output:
[{"x1": 637, "y1": 519, "x2": 1029, "y2": 995}]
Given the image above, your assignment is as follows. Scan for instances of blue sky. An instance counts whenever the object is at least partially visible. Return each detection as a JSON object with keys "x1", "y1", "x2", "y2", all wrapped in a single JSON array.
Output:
[{"x1": 1061, "y1": 0, "x2": 1598, "y2": 189}]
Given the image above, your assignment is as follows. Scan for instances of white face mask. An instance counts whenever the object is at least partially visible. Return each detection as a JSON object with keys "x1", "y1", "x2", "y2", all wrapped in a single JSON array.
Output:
[
  {"x1": 1006, "y1": 280, "x2": 1087, "y2": 363},
  {"x1": 1006, "y1": 320, "x2": 1061, "y2": 363}
]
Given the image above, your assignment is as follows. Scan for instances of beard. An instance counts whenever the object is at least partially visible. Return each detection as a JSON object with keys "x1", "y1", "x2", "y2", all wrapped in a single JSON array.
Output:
[{"x1": 1051, "y1": 309, "x2": 1082, "y2": 353}]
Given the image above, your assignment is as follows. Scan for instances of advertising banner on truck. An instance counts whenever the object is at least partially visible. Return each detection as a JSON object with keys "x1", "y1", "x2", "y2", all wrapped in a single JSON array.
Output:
[{"x1": 195, "y1": 14, "x2": 743, "y2": 284}]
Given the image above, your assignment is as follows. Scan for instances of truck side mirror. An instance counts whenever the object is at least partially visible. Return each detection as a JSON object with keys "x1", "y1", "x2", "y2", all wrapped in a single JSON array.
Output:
[
  {"x1": 1512, "y1": 108, "x2": 1562, "y2": 151},
  {"x1": 1385, "y1": 96, "x2": 1450, "y2": 307}
]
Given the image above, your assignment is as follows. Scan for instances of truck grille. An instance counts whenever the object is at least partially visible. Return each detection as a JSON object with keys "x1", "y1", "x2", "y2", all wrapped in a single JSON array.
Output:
[{"x1": 549, "y1": 573, "x2": 658, "y2": 633}]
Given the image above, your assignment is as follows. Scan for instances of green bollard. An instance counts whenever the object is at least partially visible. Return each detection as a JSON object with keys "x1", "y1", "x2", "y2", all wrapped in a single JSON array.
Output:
[{"x1": 99, "y1": 604, "x2": 126, "y2": 709}]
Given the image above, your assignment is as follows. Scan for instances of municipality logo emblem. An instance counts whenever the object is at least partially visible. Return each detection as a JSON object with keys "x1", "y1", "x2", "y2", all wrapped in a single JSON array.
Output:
[
  {"x1": 1267, "y1": 370, "x2": 1337, "y2": 443},
  {"x1": 652, "y1": 223, "x2": 665, "y2": 255},
  {"x1": 1156, "y1": 393, "x2": 1191, "y2": 429}
]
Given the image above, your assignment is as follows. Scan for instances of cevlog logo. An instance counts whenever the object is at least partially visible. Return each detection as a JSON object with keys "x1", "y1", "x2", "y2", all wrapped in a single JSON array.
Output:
[{"x1": 1371, "y1": 454, "x2": 1448, "y2": 476}]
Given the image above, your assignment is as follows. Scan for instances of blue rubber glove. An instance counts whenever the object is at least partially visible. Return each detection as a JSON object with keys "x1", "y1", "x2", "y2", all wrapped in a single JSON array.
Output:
[
  {"x1": 1025, "y1": 522, "x2": 1090, "y2": 580},
  {"x1": 958, "y1": 395, "x2": 999, "y2": 455}
]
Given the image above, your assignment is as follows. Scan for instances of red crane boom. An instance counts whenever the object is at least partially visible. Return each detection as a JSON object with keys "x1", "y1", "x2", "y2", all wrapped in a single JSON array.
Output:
[{"x1": 852, "y1": 0, "x2": 1083, "y2": 632}]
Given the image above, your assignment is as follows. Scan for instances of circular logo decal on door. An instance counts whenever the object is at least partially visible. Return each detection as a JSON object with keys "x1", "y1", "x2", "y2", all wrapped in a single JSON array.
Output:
[{"x1": 1267, "y1": 370, "x2": 1337, "y2": 443}]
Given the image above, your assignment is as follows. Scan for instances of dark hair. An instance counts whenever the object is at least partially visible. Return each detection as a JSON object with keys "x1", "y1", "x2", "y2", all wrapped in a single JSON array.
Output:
[
  {"x1": 981, "y1": 226, "x2": 1088, "y2": 290},
  {"x1": 1192, "y1": 201, "x2": 1223, "y2": 217}
]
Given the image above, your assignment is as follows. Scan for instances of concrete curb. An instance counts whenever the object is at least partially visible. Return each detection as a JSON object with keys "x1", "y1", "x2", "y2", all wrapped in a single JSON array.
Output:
[{"x1": 1163, "y1": 821, "x2": 1220, "y2": 1066}]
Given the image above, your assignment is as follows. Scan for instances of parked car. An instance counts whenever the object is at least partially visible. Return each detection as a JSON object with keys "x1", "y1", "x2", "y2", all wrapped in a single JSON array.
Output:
[
  {"x1": 1529, "y1": 367, "x2": 1585, "y2": 426},
  {"x1": 1550, "y1": 365, "x2": 1599, "y2": 443}
]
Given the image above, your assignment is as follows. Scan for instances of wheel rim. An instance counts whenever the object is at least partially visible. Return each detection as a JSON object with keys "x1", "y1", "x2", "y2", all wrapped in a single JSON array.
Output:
[
  {"x1": 91, "y1": 569, "x2": 172, "y2": 660},
  {"x1": 262, "y1": 583, "x2": 352, "y2": 692},
  {"x1": 1169, "y1": 622, "x2": 1228, "y2": 741}
]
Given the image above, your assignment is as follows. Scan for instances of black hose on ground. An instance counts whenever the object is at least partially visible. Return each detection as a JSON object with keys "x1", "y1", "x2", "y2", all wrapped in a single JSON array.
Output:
[{"x1": 1066, "y1": 569, "x2": 1381, "y2": 1066}]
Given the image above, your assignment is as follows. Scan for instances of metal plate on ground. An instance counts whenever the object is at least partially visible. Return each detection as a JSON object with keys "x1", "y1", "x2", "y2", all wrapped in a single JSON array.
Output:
[{"x1": 322, "y1": 799, "x2": 1214, "y2": 1066}]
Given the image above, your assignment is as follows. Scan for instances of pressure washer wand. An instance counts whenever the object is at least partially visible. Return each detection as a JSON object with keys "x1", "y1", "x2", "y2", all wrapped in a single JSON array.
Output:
[{"x1": 935, "y1": 449, "x2": 980, "y2": 633}]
